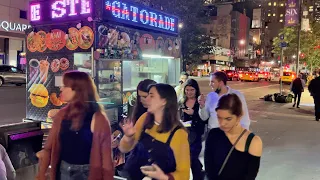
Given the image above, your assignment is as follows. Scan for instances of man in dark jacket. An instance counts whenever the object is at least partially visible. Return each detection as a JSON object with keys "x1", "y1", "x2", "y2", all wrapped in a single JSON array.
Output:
[
  {"x1": 308, "y1": 71, "x2": 320, "y2": 121},
  {"x1": 290, "y1": 74, "x2": 305, "y2": 108}
]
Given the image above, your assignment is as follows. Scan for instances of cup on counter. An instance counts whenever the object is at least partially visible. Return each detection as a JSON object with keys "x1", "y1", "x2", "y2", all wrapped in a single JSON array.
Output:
[
  {"x1": 39, "y1": 59, "x2": 50, "y2": 84},
  {"x1": 29, "y1": 59, "x2": 40, "y2": 80}
]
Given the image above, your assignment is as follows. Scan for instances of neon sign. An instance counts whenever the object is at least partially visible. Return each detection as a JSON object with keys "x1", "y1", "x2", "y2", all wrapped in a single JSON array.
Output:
[
  {"x1": 104, "y1": 0, "x2": 178, "y2": 35},
  {"x1": 30, "y1": 0, "x2": 92, "y2": 24}
]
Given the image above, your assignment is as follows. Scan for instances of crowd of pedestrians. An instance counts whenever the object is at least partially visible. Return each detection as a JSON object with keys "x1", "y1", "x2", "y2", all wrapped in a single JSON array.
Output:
[
  {"x1": 291, "y1": 70, "x2": 320, "y2": 121},
  {"x1": 35, "y1": 70, "x2": 263, "y2": 180}
]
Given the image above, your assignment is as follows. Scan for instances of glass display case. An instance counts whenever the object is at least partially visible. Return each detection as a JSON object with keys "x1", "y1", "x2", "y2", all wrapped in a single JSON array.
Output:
[
  {"x1": 96, "y1": 59, "x2": 122, "y2": 125},
  {"x1": 74, "y1": 52, "x2": 123, "y2": 125},
  {"x1": 74, "y1": 52, "x2": 181, "y2": 124},
  {"x1": 123, "y1": 57, "x2": 181, "y2": 92}
]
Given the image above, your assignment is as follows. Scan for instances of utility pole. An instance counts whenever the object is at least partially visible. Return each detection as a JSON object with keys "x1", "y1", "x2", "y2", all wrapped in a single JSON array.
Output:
[
  {"x1": 280, "y1": 48, "x2": 284, "y2": 95},
  {"x1": 279, "y1": 34, "x2": 286, "y2": 95},
  {"x1": 296, "y1": 0, "x2": 303, "y2": 74}
]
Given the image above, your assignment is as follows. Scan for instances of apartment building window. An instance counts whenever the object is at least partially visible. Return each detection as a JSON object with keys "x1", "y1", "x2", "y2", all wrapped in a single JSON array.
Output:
[
  {"x1": 268, "y1": 13, "x2": 271, "y2": 16},
  {"x1": 280, "y1": 3, "x2": 284, "y2": 6},
  {"x1": 274, "y1": 2, "x2": 277, "y2": 6},
  {"x1": 20, "y1": 10, "x2": 27, "y2": 19},
  {"x1": 268, "y1": 2, "x2": 272, "y2": 6},
  {"x1": 273, "y1": 13, "x2": 276, "y2": 16},
  {"x1": 280, "y1": 19, "x2": 283, "y2": 22},
  {"x1": 280, "y1": 14, "x2": 284, "y2": 17}
]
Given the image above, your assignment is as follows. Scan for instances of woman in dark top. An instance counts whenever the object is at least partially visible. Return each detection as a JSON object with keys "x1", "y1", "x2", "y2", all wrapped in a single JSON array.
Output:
[
  {"x1": 205, "y1": 93, "x2": 263, "y2": 180},
  {"x1": 128, "y1": 79, "x2": 157, "y2": 124},
  {"x1": 179, "y1": 79, "x2": 205, "y2": 180},
  {"x1": 36, "y1": 71, "x2": 113, "y2": 180},
  {"x1": 117, "y1": 79, "x2": 156, "y2": 179}
]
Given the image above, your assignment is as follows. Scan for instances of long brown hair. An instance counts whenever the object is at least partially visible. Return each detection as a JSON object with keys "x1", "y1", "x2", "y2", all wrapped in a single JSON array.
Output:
[
  {"x1": 144, "y1": 84, "x2": 184, "y2": 133},
  {"x1": 131, "y1": 79, "x2": 156, "y2": 123},
  {"x1": 60, "y1": 71, "x2": 103, "y2": 130}
]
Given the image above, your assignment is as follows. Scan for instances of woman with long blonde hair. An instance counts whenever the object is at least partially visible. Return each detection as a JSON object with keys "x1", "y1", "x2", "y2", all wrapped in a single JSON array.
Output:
[{"x1": 37, "y1": 71, "x2": 114, "y2": 180}]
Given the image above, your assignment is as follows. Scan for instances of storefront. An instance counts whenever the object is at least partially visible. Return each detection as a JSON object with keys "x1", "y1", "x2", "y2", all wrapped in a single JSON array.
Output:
[
  {"x1": 0, "y1": 20, "x2": 31, "y2": 69},
  {"x1": 24, "y1": 0, "x2": 181, "y2": 125}
]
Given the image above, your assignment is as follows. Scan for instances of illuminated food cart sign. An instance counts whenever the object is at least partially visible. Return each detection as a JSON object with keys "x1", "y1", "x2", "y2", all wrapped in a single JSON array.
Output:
[
  {"x1": 104, "y1": 0, "x2": 179, "y2": 35},
  {"x1": 30, "y1": 0, "x2": 92, "y2": 24}
]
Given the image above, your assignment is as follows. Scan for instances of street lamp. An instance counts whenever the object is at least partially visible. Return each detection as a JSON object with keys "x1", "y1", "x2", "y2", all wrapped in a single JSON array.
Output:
[
  {"x1": 239, "y1": 39, "x2": 245, "y2": 45},
  {"x1": 292, "y1": 55, "x2": 297, "y2": 59},
  {"x1": 178, "y1": 23, "x2": 183, "y2": 28}
]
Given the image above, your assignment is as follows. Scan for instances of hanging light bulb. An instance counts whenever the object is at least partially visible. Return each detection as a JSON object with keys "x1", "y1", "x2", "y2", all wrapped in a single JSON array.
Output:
[
  {"x1": 64, "y1": 34, "x2": 69, "y2": 40},
  {"x1": 76, "y1": 23, "x2": 82, "y2": 29},
  {"x1": 87, "y1": 17, "x2": 93, "y2": 22}
]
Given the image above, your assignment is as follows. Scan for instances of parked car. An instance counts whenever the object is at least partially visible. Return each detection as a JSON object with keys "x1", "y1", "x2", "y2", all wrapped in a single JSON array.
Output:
[
  {"x1": 240, "y1": 72, "x2": 259, "y2": 82},
  {"x1": 0, "y1": 65, "x2": 26, "y2": 87},
  {"x1": 225, "y1": 70, "x2": 240, "y2": 81}
]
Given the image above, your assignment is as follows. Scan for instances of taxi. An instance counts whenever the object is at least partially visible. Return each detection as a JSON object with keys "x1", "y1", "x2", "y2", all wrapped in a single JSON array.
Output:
[
  {"x1": 280, "y1": 71, "x2": 296, "y2": 84},
  {"x1": 240, "y1": 72, "x2": 259, "y2": 82}
]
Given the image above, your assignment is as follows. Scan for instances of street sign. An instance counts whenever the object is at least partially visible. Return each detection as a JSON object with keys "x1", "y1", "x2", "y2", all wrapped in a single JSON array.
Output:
[
  {"x1": 280, "y1": 34, "x2": 284, "y2": 40},
  {"x1": 280, "y1": 42, "x2": 287, "y2": 48}
]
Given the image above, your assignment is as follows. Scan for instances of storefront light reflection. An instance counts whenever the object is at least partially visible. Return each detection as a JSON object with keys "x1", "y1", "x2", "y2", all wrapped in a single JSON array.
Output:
[{"x1": 142, "y1": 54, "x2": 174, "y2": 59}]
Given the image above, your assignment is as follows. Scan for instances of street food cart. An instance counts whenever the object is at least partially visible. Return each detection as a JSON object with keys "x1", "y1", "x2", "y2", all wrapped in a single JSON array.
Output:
[{"x1": 24, "y1": 0, "x2": 181, "y2": 131}]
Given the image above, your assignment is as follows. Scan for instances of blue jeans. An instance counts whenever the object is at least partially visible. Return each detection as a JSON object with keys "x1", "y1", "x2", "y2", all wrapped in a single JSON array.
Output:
[{"x1": 59, "y1": 161, "x2": 89, "y2": 180}]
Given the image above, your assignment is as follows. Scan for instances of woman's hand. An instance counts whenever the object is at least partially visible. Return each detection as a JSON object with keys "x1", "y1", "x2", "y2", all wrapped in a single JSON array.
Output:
[
  {"x1": 183, "y1": 108, "x2": 194, "y2": 115},
  {"x1": 141, "y1": 164, "x2": 169, "y2": 180},
  {"x1": 36, "y1": 150, "x2": 46, "y2": 162},
  {"x1": 120, "y1": 118, "x2": 136, "y2": 137}
]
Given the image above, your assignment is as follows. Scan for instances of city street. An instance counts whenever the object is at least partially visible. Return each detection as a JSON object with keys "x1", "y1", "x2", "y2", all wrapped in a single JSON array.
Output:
[
  {"x1": 0, "y1": 78, "x2": 319, "y2": 179},
  {"x1": 0, "y1": 84, "x2": 26, "y2": 125}
]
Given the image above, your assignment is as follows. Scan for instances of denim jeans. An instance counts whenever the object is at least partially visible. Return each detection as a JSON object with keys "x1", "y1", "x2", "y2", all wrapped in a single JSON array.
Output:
[{"x1": 59, "y1": 161, "x2": 90, "y2": 180}]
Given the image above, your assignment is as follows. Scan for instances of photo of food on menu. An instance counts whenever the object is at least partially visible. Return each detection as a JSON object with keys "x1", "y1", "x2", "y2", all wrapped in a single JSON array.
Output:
[{"x1": 26, "y1": 25, "x2": 94, "y2": 121}]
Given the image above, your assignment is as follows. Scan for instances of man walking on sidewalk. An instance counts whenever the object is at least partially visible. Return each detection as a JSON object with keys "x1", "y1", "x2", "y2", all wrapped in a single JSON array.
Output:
[
  {"x1": 290, "y1": 74, "x2": 305, "y2": 108},
  {"x1": 308, "y1": 71, "x2": 320, "y2": 121},
  {"x1": 198, "y1": 71, "x2": 250, "y2": 130}
]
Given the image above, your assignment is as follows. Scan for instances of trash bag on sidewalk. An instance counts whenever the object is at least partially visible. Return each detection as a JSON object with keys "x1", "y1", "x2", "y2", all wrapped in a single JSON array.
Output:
[
  {"x1": 264, "y1": 94, "x2": 273, "y2": 101},
  {"x1": 275, "y1": 94, "x2": 287, "y2": 103},
  {"x1": 286, "y1": 94, "x2": 294, "y2": 103}
]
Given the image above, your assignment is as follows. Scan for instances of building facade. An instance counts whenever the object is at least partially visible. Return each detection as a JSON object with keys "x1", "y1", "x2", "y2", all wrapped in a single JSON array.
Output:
[{"x1": 0, "y1": 0, "x2": 31, "y2": 69}]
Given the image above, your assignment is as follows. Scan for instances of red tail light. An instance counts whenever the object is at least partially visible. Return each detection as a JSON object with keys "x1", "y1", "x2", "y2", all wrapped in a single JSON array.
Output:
[
  {"x1": 265, "y1": 73, "x2": 267, "y2": 76},
  {"x1": 292, "y1": 75, "x2": 295, "y2": 79},
  {"x1": 228, "y1": 73, "x2": 232, "y2": 75},
  {"x1": 250, "y1": 76, "x2": 252, "y2": 78}
]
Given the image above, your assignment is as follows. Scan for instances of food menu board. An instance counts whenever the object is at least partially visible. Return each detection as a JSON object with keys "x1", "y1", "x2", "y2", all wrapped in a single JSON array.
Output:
[
  {"x1": 97, "y1": 23, "x2": 182, "y2": 60},
  {"x1": 25, "y1": 24, "x2": 94, "y2": 121},
  {"x1": 27, "y1": 26, "x2": 94, "y2": 52}
]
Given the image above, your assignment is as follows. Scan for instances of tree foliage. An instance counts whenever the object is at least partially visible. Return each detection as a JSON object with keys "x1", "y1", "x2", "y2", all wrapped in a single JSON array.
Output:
[
  {"x1": 272, "y1": 27, "x2": 298, "y2": 57},
  {"x1": 272, "y1": 22, "x2": 320, "y2": 69},
  {"x1": 150, "y1": 0, "x2": 212, "y2": 65}
]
